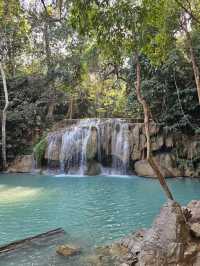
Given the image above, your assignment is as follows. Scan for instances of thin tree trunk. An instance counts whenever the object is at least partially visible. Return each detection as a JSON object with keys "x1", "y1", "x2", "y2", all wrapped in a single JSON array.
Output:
[
  {"x1": 186, "y1": 31, "x2": 200, "y2": 104},
  {"x1": 69, "y1": 97, "x2": 73, "y2": 119},
  {"x1": 185, "y1": 29, "x2": 200, "y2": 104},
  {"x1": 135, "y1": 54, "x2": 174, "y2": 200},
  {"x1": 43, "y1": 23, "x2": 52, "y2": 74},
  {"x1": 0, "y1": 62, "x2": 9, "y2": 170}
]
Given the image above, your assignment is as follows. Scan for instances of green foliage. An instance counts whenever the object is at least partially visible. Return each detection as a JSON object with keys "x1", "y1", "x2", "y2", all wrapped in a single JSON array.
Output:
[
  {"x1": 33, "y1": 138, "x2": 47, "y2": 167},
  {"x1": 1, "y1": 0, "x2": 200, "y2": 129}
]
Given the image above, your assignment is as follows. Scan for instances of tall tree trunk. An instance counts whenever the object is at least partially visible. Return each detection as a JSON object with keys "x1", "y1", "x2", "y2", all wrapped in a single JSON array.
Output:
[
  {"x1": 183, "y1": 26, "x2": 200, "y2": 104},
  {"x1": 43, "y1": 23, "x2": 52, "y2": 74},
  {"x1": 135, "y1": 54, "x2": 174, "y2": 200},
  {"x1": 0, "y1": 62, "x2": 9, "y2": 170}
]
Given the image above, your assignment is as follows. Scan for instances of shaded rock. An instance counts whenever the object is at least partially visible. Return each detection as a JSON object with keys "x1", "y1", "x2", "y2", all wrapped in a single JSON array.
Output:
[
  {"x1": 165, "y1": 135, "x2": 174, "y2": 148},
  {"x1": 8, "y1": 155, "x2": 33, "y2": 173},
  {"x1": 85, "y1": 161, "x2": 101, "y2": 176},
  {"x1": 56, "y1": 244, "x2": 80, "y2": 257},
  {"x1": 151, "y1": 135, "x2": 164, "y2": 151},
  {"x1": 190, "y1": 223, "x2": 200, "y2": 238}
]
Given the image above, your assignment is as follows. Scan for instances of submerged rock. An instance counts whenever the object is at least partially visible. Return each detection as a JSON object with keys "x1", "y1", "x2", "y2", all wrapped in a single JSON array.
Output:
[{"x1": 56, "y1": 244, "x2": 80, "y2": 257}]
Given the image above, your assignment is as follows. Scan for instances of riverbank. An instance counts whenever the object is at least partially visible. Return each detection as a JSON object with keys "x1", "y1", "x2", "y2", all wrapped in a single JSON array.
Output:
[{"x1": 91, "y1": 200, "x2": 200, "y2": 266}]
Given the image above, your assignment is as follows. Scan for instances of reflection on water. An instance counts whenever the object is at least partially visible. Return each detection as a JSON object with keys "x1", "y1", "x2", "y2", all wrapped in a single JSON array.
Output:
[{"x1": 0, "y1": 185, "x2": 43, "y2": 203}]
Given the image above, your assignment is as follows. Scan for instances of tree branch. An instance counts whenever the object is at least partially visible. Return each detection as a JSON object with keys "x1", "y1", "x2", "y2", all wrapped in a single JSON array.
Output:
[{"x1": 174, "y1": 0, "x2": 200, "y2": 24}]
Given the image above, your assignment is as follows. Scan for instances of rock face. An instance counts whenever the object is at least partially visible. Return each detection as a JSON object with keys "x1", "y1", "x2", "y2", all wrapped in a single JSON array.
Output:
[
  {"x1": 8, "y1": 155, "x2": 33, "y2": 173},
  {"x1": 41, "y1": 119, "x2": 200, "y2": 177}
]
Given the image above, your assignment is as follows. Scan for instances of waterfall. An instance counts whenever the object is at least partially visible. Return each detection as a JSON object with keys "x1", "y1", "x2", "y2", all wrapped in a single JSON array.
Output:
[{"x1": 47, "y1": 119, "x2": 131, "y2": 175}]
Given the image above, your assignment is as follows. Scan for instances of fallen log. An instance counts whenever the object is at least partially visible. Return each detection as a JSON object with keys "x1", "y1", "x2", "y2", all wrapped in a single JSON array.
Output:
[{"x1": 0, "y1": 228, "x2": 65, "y2": 254}]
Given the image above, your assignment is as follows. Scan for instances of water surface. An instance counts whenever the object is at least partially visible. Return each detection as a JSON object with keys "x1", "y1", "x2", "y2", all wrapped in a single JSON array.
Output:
[{"x1": 0, "y1": 174, "x2": 200, "y2": 265}]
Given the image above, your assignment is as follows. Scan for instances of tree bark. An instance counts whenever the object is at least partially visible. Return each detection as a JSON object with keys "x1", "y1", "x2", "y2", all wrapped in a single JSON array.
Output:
[
  {"x1": 185, "y1": 28, "x2": 200, "y2": 104},
  {"x1": 135, "y1": 54, "x2": 174, "y2": 200},
  {"x1": 0, "y1": 62, "x2": 9, "y2": 170}
]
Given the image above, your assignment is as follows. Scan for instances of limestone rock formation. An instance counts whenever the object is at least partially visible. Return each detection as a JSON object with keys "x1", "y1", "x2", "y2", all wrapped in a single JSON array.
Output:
[
  {"x1": 8, "y1": 155, "x2": 33, "y2": 173},
  {"x1": 32, "y1": 119, "x2": 200, "y2": 177},
  {"x1": 138, "y1": 201, "x2": 190, "y2": 265}
]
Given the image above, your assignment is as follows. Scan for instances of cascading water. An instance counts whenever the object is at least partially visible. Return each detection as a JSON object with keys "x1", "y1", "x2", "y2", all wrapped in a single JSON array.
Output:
[{"x1": 47, "y1": 119, "x2": 131, "y2": 175}]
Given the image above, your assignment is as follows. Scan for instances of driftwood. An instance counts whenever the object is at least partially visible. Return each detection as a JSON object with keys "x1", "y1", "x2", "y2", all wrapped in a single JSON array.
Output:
[{"x1": 0, "y1": 228, "x2": 65, "y2": 254}]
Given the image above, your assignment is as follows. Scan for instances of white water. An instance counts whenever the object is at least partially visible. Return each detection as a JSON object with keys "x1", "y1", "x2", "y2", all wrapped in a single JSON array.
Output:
[{"x1": 47, "y1": 119, "x2": 130, "y2": 175}]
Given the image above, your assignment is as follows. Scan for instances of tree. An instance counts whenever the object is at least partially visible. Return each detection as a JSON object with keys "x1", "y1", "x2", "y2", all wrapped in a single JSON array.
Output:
[
  {"x1": 70, "y1": 0, "x2": 174, "y2": 200},
  {"x1": 143, "y1": 0, "x2": 200, "y2": 104},
  {"x1": 0, "y1": 62, "x2": 9, "y2": 170}
]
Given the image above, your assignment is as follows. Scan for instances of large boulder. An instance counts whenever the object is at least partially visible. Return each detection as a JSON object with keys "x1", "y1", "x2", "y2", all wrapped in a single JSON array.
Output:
[
  {"x1": 134, "y1": 160, "x2": 155, "y2": 177},
  {"x1": 134, "y1": 153, "x2": 181, "y2": 177},
  {"x1": 8, "y1": 155, "x2": 33, "y2": 173},
  {"x1": 138, "y1": 200, "x2": 190, "y2": 265}
]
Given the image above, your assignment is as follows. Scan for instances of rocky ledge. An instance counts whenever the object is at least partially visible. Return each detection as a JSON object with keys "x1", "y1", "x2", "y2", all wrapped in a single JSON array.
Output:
[{"x1": 89, "y1": 200, "x2": 200, "y2": 266}]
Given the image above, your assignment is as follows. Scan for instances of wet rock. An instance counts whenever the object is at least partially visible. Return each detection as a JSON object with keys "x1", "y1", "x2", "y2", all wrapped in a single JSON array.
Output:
[
  {"x1": 56, "y1": 244, "x2": 80, "y2": 257},
  {"x1": 44, "y1": 133, "x2": 62, "y2": 161},
  {"x1": 85, "y1": 161, "x2": 101, "y2": 176},
  {"x1": 86, "y1": 127, "x2": 98, "y2": 161},
  {"x1": 7, "y1": 155, "x2": 33, "y2": 173}
]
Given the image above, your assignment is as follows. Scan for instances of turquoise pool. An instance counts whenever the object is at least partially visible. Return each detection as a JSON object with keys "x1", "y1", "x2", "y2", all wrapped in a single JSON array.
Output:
[{"x1": 0, "y1": 174, "x2": 200, "y2": 265}]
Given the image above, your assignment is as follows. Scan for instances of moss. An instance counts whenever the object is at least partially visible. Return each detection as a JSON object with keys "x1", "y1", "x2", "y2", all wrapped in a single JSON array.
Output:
[{"x1": 33, "y1": 138, "x2": 47, "y2": 167}]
